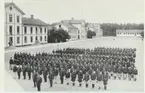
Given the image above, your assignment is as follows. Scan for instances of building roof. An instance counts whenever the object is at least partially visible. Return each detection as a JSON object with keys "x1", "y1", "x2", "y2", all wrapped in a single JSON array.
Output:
[
  {"x1": 22, "y1": 17, "x2": 47, "y2": 26},
  {"x1": 61, "y1": 19, "x2": 85, "y2": 24},
  {"x1": 116, "y1": 29, "x2": 143, "y2": 33},
  {"x1": 5, "y1": 2, "x2": 25, "y2": 15},
  {"x1": 61, "y1": 23, "x2": 78, "y2": 30}
]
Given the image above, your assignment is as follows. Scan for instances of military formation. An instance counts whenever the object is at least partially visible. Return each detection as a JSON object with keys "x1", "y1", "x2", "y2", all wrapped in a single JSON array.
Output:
[{"x1": 9, "y1": 47, "x2": 138, "y2": 91}]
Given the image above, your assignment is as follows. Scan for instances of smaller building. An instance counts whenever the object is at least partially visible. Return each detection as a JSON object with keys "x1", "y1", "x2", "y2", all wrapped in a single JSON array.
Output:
[
  {"x1": 22, "y1": 15, "x2": 48, "y2": 45},
  {"x1": 86, "y1": 23, "x2": 103, "y2": 37},
  {"x1": 116, "y1": 29, "x2": 143, "y2": 37},
  {"x1": 54, "y1": 23, "x2": 79, "y2": 40}
]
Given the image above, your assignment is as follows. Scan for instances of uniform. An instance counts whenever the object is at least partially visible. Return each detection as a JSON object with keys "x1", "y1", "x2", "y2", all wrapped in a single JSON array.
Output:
[
  {"x1": 97, "y1": 73, "x2": 103, "y2": 89},
  {"x1": 78, "y1": 71, "x2": 83, "y2": 87},
  {"x1": 54, "y1": 68, "x2": 58, "y2": 83},
  {"x1": 36, "y1": 75, "x2": 42, "y2": 91},
  {"x1": 83, "y1": 72, "x2": 90, "y2": 88},
  {"x1": 103, "y1": 73, "x2": 108, "y2": 90},
  {"x1": 9, "y1": 58, "x2": 13, "y2": 70},
  {"x1": 43, "y1": 68, "x2": 48, "y2": 82},
  {"x1": 65, "y1": 70, "x2": 70, "y2": 85},
  {"x1": 32, "y1": 71, "x2": 37, "y2": 87},
  {"x1": 133, "y1": 68, "x2": 138, "y2": 81},
  {"x1": 59, "y1": 69, "x2": 65, "y2": 84},
  {"x1": 27, "y1": 66, "x2": 32, "y2": 80},
  {"x1": 48, "y1": 72, "x2": 54, "y2": 87},
  {"x1": 71, "y1": 71, "x2": 77, "y2": 86},
  {"x1": 17, "y1": 66, "x2": 22, "y2": 79},
  {"x1": 91, "y1": 71, "x2": 96, "y2": 88},
  {"x1": 23, "y1": 65, "x2": 27, "y2": 79}
]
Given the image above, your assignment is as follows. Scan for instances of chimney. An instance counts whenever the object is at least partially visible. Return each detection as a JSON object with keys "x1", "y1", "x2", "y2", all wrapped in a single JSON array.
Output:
[{"x1": 31, "y1": 15, "x2": 34, "y2": 19}]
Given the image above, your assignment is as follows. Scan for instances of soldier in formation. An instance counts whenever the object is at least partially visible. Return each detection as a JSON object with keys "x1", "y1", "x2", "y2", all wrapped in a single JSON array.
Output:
[{"x1": 9, "y1": 47, "x2": 137, "y2": 91}]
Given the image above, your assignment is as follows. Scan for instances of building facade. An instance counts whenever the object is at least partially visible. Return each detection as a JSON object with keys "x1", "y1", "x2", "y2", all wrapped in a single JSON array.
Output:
[
  {"x1": 5, "y1": 2, "x2": 48, "y2": 47},
  {"x1": 54, "y1": 18, "x2": 87, "y2": 40},
  {"x1": 116, "y1": 29, "x2": 143, "y2": 37},
  {"x1": 87, "y1": 23, "x2": 103, "y2": 37},
  {"x1": 5, "y1": 3, "x2": 25, "y2": 47}
]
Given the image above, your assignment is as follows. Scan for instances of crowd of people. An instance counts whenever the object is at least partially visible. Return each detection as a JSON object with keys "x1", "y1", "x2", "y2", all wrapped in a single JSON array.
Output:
[{"x1": 9, "y1": 47, "x2": 138, "y2": 91}]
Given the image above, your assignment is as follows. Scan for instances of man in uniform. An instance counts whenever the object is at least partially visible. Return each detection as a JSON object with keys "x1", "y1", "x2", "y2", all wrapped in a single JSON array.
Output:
[
  {"x1": 65, "y1": 69, "x2": 71, "y2": 85},
  {"x1": 43, "y1": 67, "x2": 48, "y2": 82},
  {"x1": 48, "y1": 71, "x2": 54, "y2": 87},
  {"x1": 83, "y1": 71, "x2": 90, "y2": 88},
  {"x1": 71, "y1": 70, "x2": 77, "y2": 86},
  {"x1": 78, "y1": 70, "x2": 83, "y2": 87},
  {"x1": 9, "y1": 57, "x2": 13, "y2": 70},
  {"x1": 91, "y1": 71, "x2": 96, "y2": 88},
  {"x1": 59, "y1": 68, "x2": 65, "y2": 84},
  {"x1": 103, "y1": 72, "x2": 108, "y2": 90},
  {"x1": 133, "y1": 67, "x2": 138, "y2": 81},
  {"x1": 23, "y1": 65, "x2": 27, "y2": 79},
  {"x1": 32, "y1": 70, "x2": 37, "y2": 87},
  {"x1": 36, "y1": 74, "x2": 42, "y2": 91},
  {"x1": 27, "y1": 64, "x2": 32, "y2": 80},
  {"x1": 97, "y1": 71, "x2": 103, "y2": 89},
  {"x1": 17, "y1": 65, "x2": 22, "y2": 79}
]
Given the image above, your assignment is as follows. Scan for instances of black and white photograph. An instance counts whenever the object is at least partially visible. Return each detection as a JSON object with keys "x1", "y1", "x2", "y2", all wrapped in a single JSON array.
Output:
[{"x1": 4, "y1": 0, "x2": 144, "y2": 92}]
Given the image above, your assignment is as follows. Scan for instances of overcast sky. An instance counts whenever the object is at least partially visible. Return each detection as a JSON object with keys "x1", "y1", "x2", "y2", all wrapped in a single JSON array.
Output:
[{"x1": 5, "y1": 0, "x2": 144, "y2": 24}]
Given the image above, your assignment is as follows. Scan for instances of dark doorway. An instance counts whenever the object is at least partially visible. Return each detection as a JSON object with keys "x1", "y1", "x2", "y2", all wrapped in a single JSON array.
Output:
[
  {"x1": 9, "y1": 37, "x2": 13, "y2": 46},
  {"x1": 78, "y1": 35, "x2": 80, "y2": 39}
]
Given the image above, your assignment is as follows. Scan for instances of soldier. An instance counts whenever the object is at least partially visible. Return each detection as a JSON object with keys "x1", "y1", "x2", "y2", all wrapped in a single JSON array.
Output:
[
  {"x1": 9, "y1": 57, "x2": 13, "y2": 70},
  {"x1": 27, "y1": 64, "x2": 32, "y2": 80},
  {"x1": 59, "y1": 68, "x2": 65, "y2": 84},
  {"x1": 123, "y1": 65, "x2": 128, "y2": 80},
  {"x1": 103, "y1": 72, "x2": 108, "y2": 90},
  {"x1": 71, "y1": 70, "x2": 77, "y2": 86},
  {"x1": 97, "y1": 71, "x2": 103, "y2": 89},
  {"x1": 54, "y1": 67, "x2": 58, "y2": 84},
  {"x1": 17, "y1": 65, "x2": 22, "y2": 79},
  {"x1": 133, "y1": 67, "x2": 138, "y2": 81},
  {"x1": 23, "y1": 65, "x2": 27, "y2": 79},
  {"x1": 32, "y1": 70, "x2": 37, "y2": 87},
  {"x1": 48, "y1": 71, "x2": 54, "y2": 87},
  {"x1": 65, "y1": 69, "x2": 71, "y2": 85},
  {"x1": 36, "y1": 74, "x2": 42, "y2": 91},
  {"x1": 13, "y1": 64, "x2": 17, "y2": 79},
  {"x1": 91, "y1": 71, "x2": 96, "y2": 88},
  {"x1": 78, "y1": 70, "x2": 83, "y2": 87},
  {"x1": 43, "y1": 67, "x2": 48, "y2": 82},
  {"x1": 83, "y1": 71, "x2": 90, "y2": 88}
]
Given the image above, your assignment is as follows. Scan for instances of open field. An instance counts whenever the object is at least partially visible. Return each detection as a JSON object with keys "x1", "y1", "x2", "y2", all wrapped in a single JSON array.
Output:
[{"x1": 5, "y1": 37, "x2": 144, "y2": 92}]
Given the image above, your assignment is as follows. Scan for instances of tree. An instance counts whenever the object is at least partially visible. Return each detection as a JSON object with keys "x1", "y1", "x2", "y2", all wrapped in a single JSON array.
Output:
[
  {"x1": 87, "y1": 30, "x2": 96, "y2": 38},
  {"x1": 48, "y1": 28, "x2": 70, "y2": 43}
]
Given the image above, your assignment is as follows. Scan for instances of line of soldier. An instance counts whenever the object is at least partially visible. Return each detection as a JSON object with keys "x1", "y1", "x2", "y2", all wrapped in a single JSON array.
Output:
[{"x1": 9, "y1": 47, "x2": 138, "y2": 91}]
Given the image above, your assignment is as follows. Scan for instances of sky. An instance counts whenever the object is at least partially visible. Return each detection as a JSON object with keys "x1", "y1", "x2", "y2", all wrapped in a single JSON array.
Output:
[{"x1": 5, "y1": 0, "x2": 144, "y2": 24}]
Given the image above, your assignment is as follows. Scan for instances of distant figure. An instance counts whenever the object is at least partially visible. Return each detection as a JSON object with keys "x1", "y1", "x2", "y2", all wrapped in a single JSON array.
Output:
[
  {"x1": 36, "y1": 74, "x2": 42, "y2": 91},
  {"x1": 9, "y1": 57, "x2": 13, "y2": 70}
]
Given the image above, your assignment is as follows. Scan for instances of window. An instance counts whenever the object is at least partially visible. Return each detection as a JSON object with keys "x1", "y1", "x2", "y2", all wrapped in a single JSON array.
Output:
[
  {"x1": 30, "y1": 27, "x2": 33, "y2": 34},
  {"x1": 40, "y1": 28, "x2": 42, "y2": 34},
  {"x1": 24, "y1": 36, "x2": 27, "y2": 43},
  {"x1": 36, "y1": 27, "x2": 37, "y2": 34},
  {"x1": 24, "y1": 27, "x2": 27, "y2": 34},
  {"x1": 9, "y1": 26, "x2": 12, "y2": 35},
  {"x1": 30, "y1": 36, "x2": 33, "y2": 42},
  {"x1": 17, "y1": 26, "x2": 20, "y2": 35},
  {"x1": 45, "y1": 28, "x2": 47, "y2": 34},
  {"x1": 17, "y1": 37, "x2": 20, "y2": 44},
  {"x1": 40, "y1": 36, "x2": 42, "y2": 41},
  {"x1": 9, "y1": 14, "x2": 12, "y2": 22},
  {"x1": 45, "y1": 36, "x2": 47, "y2": 41},
  {"x1": 36, "y1": 36, "x2": 38, "y2": 40},
  {"x1": 17, "y1": 16, "x2": 19, "y2": 23}
]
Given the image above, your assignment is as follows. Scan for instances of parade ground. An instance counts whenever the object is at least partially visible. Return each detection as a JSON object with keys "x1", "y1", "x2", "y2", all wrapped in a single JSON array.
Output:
[{"x1": 4, "y1": 37, "x2": 144, "y2": 92}]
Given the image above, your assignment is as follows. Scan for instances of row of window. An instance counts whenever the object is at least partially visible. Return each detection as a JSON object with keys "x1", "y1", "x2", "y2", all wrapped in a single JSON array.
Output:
[
  {"x1": 117, "y1": 33, "x2": 141, "y2": 35},
  {"x1": 24, "y1": 27, "x2": 47, "y2": 35},
  {"x1": 16, "y1": 36, "x2": 47, "y2": 44},
  {"x1": 9, "y1": 14, "x2": 20, "y2": 23},
  {"x1": 9, "y1": 26, "x2": 47, "y2": 35}
]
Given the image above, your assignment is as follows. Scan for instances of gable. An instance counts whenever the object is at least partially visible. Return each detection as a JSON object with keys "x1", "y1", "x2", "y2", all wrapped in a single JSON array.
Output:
[{"x1": 5, "y1": 3, "x2": 25, "y2": 15}]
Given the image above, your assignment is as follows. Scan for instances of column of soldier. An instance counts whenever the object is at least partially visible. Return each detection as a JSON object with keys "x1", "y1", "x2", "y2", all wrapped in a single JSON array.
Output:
[{"x1": 9, "y1": 47, "x2": 138, "y2": 91}]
